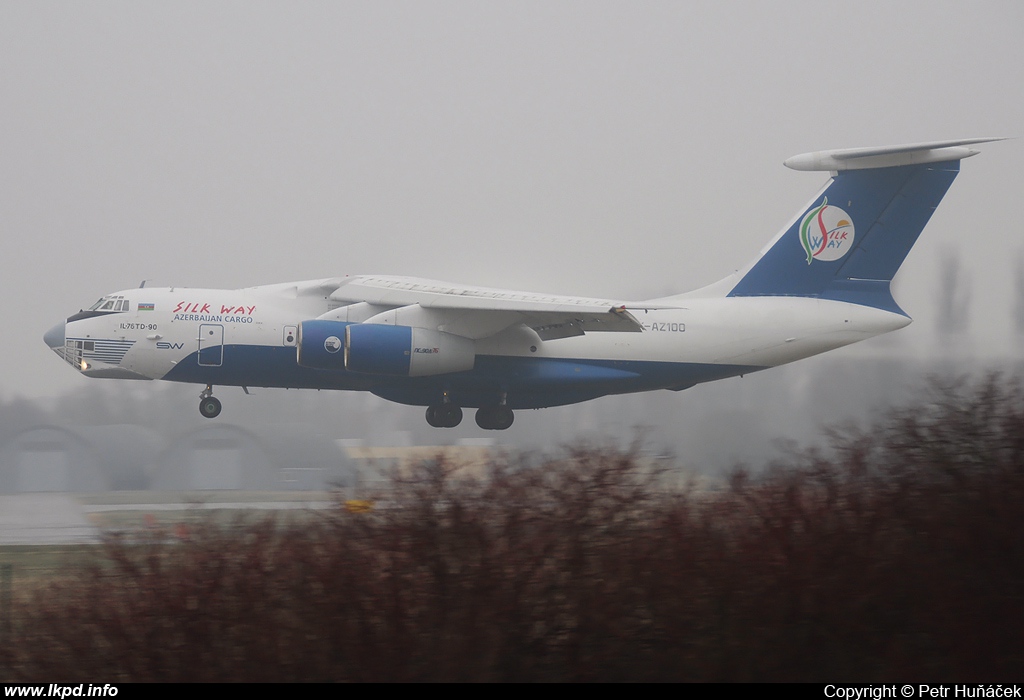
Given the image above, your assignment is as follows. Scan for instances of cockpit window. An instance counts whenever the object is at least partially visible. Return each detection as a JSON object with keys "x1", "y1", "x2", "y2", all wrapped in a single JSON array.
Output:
[{"x1": 87, "y1": 295, "x2": 130, "y2": 313}]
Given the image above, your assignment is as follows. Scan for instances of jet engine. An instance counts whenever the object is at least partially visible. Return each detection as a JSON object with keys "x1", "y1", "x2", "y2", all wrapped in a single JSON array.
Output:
[
  {"x1": 297, "y1": 320, "x2": 475, "y2": 376},
  {"x1": 296, "y1": 320, "x2": 353, "y2": 370},
  {"x1": 346, "y1": 323, "x2": 475, "y2": 376}
]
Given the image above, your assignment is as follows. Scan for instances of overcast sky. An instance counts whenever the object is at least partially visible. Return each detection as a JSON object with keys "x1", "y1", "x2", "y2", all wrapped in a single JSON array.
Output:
[{"x1": 2, "y1": 1, "x2": 1022, "y2": 401}]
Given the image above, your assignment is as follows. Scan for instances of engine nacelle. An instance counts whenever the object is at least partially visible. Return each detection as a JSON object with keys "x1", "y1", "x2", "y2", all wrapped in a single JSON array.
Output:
[
  {"x1": 345, "y1": 323, "x2": 475, "y2": 376},
  {"x1": 296, "y1": 320, "x2": 354, "y2": 370},
  {"x1": 297, "y1": 320, "x2": 475, "y2": 376}
]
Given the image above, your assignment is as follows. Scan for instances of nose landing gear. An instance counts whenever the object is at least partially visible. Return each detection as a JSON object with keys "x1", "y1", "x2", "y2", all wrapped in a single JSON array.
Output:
[{"x1": 199, "y1": 385, "x2": 222, "y2": 419}]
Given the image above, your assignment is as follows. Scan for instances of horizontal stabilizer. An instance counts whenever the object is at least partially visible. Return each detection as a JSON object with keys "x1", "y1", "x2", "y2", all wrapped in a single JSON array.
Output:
[{"x1": 784, "y1": 137, "x2": 1007, "y2": 172}]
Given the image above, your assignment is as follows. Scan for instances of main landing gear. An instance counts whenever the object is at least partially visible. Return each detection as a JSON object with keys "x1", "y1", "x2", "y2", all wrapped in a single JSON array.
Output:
[
  {"x1": 475, "y1": 405, "x2": 514, "y2": 431},
  {"x1": 424, "y1": 398, "x2": 515, "y2": 430},
  {"x1": 425, "y1": 404, "x2": 463, "y2": 428},
  {"x1": 199, "y1": 385, "x2": 222, "y2": 419}
]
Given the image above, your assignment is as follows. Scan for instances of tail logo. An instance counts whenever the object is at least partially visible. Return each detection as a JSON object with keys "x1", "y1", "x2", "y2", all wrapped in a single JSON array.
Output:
[{"x1": 799, "y1": 197, "x2": 855, "y2": 264}]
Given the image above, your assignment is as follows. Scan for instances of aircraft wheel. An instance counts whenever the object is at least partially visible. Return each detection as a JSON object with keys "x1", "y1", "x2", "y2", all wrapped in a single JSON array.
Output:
[
  {"x1": 475, "y1": 407, "x2": 492, "y2": 429},
  {"x1": 476, "y1": 406, "x2": 514, "y2": 430},
  {"x1": 438, "y1": 404, "x2": 463, "y2": 428},
  {"x1": 199, "y1": 396, "x2": 222, "y2": 419},
  {"x1": 427, "y1": 404, "x2": 463, "y2": 428},
  {"x1": 492, "y1": 405, "x2": 514, "y2": 430}
]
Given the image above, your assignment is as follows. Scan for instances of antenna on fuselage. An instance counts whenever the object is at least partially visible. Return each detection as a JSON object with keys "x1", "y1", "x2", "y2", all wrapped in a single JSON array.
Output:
[{"x1": 139, "y1": 280, "x2": 147, "y2": 288}]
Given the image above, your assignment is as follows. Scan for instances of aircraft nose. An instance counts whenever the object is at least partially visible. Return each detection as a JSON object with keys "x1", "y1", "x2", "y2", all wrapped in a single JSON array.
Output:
[{"x1": 43, "y1": 322, "x2": 65, "y2": 350}]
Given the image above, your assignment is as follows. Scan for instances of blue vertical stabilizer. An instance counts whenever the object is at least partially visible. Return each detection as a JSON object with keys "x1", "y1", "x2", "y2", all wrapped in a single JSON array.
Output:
[{"x1": 727, "y1": 161, "x2": 960, "y2": 315}]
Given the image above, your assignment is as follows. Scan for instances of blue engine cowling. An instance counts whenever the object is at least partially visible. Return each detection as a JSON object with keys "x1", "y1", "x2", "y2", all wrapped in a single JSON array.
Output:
[
  {"x1": 345, "y1": 323, "x2": 475, "y2": 376},
  {"x1": 296, "y1": 320, "x2": 353, "y2": 370},
  {"x1": 297, "y1": 320, "x2": 475, "y2": 376}
]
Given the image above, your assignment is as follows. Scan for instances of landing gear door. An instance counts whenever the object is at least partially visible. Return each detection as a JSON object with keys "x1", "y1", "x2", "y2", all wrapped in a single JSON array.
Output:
[{"x1": 198, "y1": 324, "x2": 224, "y2": 366}]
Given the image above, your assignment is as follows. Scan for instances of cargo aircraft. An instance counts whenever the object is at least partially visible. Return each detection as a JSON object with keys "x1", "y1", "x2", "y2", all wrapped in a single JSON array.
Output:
[{"x1": 44, "y1": 138, "x2": 1002, "y2": 429}]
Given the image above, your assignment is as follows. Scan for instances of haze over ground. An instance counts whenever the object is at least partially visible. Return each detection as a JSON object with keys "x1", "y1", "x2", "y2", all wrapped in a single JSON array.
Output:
[{"x1": 2, "y1": 2, "x2": 1022, "y2": 450}]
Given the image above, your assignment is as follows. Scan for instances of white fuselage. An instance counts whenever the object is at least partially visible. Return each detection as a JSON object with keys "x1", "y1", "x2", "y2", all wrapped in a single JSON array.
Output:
[
  {"x1": 43, "y1": 138, "x2": 1000, "y2": 427},
  {"x1": 51, "y1": 279, "x2": 910, "y2": 410}
]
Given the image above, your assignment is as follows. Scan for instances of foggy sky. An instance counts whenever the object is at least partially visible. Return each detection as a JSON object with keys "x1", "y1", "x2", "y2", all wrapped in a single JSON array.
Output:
[{"x1": 3, "y1": 1, "x2": 1023, "y2": 403}]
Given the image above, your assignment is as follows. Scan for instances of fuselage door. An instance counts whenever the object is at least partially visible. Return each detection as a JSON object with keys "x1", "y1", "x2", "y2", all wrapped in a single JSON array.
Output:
[{"x1": 198, "y1": 324, "x2": 225, "y2": 366}]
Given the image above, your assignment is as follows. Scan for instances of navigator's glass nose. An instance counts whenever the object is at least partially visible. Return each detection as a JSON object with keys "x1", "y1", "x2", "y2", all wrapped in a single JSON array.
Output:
[{"x1": 44, "y1": 322, "x2": 65, "y2": 350}]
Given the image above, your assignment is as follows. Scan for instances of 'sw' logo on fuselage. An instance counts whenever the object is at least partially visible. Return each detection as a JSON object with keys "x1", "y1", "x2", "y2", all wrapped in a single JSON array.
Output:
[{"x1": 799, "y1": 197, "x2": 856, "y2": 264}]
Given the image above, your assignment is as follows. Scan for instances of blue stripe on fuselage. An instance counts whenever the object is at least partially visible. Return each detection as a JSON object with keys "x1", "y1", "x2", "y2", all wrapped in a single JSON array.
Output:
[{"x1": 160, "y1": 344, "x2": 761, "y2": 409}]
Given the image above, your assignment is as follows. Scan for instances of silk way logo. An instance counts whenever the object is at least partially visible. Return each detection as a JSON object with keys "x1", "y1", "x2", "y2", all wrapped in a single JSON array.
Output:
[{"x1": 799, "y1": 197, "x2": 855, "y2": 264}]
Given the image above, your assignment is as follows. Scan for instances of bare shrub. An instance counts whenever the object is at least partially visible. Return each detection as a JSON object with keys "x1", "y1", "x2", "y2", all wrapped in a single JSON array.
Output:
[{"x1": 3, "y1": 377, "x2": 1023, "y2": 680}]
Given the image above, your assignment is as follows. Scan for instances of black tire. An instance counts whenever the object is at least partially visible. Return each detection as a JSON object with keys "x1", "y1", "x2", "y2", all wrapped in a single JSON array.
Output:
[
  {"x1": 477, "y1": 405, "x2": 514, "y2": 430},
  {"x1": 492, "y1": 406, "x2": 514, "y2": 430},
  {"x1": 439, "y1": 404, "x2": 463, "y2": 428},
  {"x1": 199, "y1": 396, "x2": 222, "y2": 419},
  {"x1": 475, "y1": 406, "x2": 494, "y2": 429},
  {"x1": 427, "y1": 404, "x2": 463, "y2": 428}
]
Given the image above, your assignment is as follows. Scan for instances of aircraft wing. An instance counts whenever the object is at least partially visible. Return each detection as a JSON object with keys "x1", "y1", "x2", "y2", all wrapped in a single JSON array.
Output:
[{"x1": 328, "y1": 275, "x2": 652, "y2": 340}]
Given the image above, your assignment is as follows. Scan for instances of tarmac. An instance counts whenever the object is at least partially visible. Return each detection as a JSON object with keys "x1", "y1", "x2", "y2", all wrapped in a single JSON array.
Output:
[{"x1": 0, "y1": 494, "x2": 102, "y2": 545}]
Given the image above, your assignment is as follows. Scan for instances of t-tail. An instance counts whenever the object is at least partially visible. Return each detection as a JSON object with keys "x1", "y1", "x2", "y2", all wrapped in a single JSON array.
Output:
[{"x1": 708, "y1": 138, "x2": 1005, "y2": 315}]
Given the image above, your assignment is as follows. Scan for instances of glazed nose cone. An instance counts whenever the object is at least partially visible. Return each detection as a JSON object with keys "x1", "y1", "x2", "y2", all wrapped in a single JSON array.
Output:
[{"x1": 44, "y1": 322, "x2": 65, "y2": 350}]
